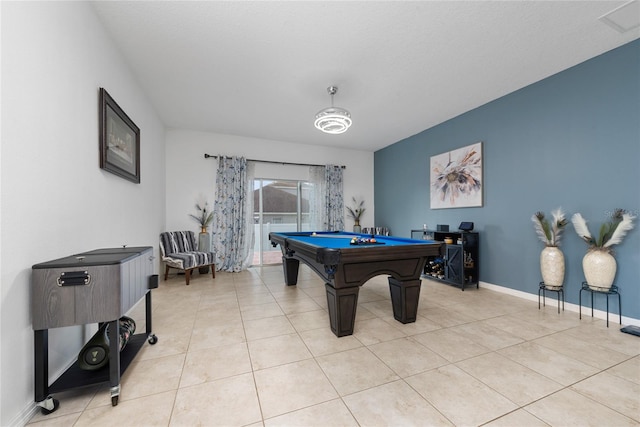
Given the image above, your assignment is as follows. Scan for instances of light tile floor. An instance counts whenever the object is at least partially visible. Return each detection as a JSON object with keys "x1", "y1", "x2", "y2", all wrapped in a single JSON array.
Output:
[{"x1": 28, "y1": 265, "x2": 640, "y2": 426}]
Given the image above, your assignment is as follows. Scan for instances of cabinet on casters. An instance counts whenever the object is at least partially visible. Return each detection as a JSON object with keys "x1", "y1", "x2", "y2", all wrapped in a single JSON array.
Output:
[
  {"x1": 31, "y1": 246, "x2": 159, "y2": 414},
  {"x1": 411, "y1": 229, "x2": 479, "y2": 291}
]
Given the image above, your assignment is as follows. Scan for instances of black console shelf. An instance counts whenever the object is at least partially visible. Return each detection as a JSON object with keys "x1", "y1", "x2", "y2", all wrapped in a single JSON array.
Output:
[{"x1": 411, "y1": 229, "x2": 479, "y2": 291}]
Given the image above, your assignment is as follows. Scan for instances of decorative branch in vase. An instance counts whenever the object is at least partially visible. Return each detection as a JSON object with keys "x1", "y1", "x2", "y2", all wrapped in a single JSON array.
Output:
[
  {"x1": 571, "y1": 209, "x2": 635, "y2": 290},
  {"x1": 189, "y1": 202, "x2": 214, "y2": 233},
  {"x1": 346, "y1": 197, "x2": 365, "y2": 232},
  {"x1": 532, "y1": 208, "x2": 569, "y2": 289},
  {"x1": 532, "y1": 208, "x2": 568, "y2": 248}
]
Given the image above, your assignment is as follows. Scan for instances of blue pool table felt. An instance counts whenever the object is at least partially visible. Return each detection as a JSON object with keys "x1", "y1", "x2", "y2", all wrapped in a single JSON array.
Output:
[{"x1": 285, "y1": 232, "x2": 437, "y2": 249}]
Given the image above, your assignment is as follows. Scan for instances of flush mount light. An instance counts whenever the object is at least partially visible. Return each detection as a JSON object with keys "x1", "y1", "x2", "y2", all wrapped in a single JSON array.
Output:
[{"x1": 314, "y1": 86, "x2": 352, "y2": 134}]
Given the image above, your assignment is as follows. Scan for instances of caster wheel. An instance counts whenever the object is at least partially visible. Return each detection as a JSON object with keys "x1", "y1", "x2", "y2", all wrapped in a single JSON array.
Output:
[
  {"x1": 111, "y1": 395, "x2": 118, "y2": 406},
  {"x1": 38, "y1": 396, "x2": 60, "y2": 415},
  {"x1": 148, "y1": 334, "x2": 158, "y2": 345}
]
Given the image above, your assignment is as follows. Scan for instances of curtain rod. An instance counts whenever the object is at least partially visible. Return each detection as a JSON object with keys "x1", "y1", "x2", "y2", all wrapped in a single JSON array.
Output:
[{"x1": 203, "y1": 154, "x2": 345, "y2": 169}]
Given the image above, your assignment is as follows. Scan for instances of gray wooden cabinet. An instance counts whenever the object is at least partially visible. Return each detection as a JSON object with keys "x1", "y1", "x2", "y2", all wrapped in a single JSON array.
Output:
[{"x1": 32, "y1": 246, "x2": 157, "y2": 413}]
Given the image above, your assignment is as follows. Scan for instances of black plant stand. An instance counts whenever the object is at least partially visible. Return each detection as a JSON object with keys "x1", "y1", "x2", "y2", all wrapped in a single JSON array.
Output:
[
  {"x1": 538, "y1": 282, "x2": 564, "y2": 314},
  {"x1": 579, "y1": 281, "x2": 621, "y2": 327}
]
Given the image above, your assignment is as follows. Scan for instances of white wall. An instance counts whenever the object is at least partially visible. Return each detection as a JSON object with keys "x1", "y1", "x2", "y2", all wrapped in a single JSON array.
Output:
[
  {"x1": 166, "y1": 129, "x2": 375, "y2": 234},
  {"x1": 1, "y1": 2, "x2": 166, "y2": 425}
]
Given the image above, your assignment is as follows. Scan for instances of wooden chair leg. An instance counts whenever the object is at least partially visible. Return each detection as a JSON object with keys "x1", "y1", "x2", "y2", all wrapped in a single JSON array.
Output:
[
  {"x1": 164, "y1": 265, "x2": 170, "y2": 281},
  {"x1": 211, "y1": 264, "x2": 216, "y2": 279},
  {"x1": 185, "y1": 269, "x2": 191, "y2": 286}
]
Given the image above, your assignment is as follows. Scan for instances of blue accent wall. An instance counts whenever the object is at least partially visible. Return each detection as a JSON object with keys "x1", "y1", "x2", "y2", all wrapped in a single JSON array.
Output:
[{"x1": 375, "y1": 40, "x2": 640, "y2": 320}]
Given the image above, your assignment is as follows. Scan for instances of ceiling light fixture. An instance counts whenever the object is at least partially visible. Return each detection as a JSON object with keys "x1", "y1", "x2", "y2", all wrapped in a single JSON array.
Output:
[{"x1": 314, "y1": 86, "x2": 352, "y2": 134}]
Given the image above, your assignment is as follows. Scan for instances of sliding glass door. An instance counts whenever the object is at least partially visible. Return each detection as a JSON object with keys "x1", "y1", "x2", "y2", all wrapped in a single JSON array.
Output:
[{"x1": 253, "y1": 179, "x2": 312, "y2": 265}]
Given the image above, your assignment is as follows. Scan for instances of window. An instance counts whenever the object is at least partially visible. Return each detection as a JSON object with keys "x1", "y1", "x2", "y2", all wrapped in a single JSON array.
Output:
[{"x1": 253, "y1": 179, "x2": 313, "y2": 265}]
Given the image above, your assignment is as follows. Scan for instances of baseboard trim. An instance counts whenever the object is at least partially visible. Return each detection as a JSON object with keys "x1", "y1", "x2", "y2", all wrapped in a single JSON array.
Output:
[
  {"x1": 8, "y1": 402, "x2": 39, "y2": 427},
  {"x1": 478, "y1": 280, "x2": 640, "y2": 327}
]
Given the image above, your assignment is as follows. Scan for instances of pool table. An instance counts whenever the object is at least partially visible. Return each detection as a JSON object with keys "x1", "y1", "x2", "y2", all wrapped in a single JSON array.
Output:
[{"x1": 269, "y1": 231, "x2": 443, "y2": 337}]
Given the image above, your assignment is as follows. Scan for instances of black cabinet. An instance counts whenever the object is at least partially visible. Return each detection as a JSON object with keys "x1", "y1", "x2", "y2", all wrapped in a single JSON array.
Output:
[{"x1": 411, "y1": 230, "x2": 479, "y2": 291}]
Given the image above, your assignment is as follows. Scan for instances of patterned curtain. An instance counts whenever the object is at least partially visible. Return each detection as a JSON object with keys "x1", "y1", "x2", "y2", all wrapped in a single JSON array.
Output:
[
  {"x1": 308, "y1": 165, "x2": 344, "y2": 231},
  {"x1": 324, "y1": 165, "x2": 344, "y2": 231},
  {"x1": 213, "y1": 156, "x2": 255, "y2": 272},
  {"x1": 308, "y1": 166, "x2": 325, "y2": 230}
]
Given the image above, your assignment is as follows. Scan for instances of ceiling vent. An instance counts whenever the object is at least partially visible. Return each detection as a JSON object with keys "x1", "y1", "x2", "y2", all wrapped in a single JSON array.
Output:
[{"x1": 599, "y1": 0, "x2": 640, "y2": 33}]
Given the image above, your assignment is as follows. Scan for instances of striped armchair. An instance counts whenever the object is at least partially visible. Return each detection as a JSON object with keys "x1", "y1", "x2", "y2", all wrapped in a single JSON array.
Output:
[{"x1": 159, "y1": 231, "x2": 216, "y2": 285}]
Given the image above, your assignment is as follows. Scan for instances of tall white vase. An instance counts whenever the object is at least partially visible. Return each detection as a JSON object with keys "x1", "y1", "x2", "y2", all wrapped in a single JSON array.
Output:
[
  {"x1": 540, "y1": 246, "x2": 564, "y2": 290},
  {"x1": 583, "y1": 250, "x2": 617, "y2": 290}
]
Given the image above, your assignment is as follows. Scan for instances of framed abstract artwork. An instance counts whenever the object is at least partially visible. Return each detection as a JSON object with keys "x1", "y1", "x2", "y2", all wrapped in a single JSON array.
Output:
[
  {"x1": 99, "y1": 88, "x2": 140, "y2": 183},
  {"x1": 430, "y1": 142, "x2": 483, "y2": 209}
]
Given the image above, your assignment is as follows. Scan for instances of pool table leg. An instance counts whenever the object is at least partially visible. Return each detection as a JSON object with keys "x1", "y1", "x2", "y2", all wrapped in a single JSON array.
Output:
[
  {"x1": 388, "y1": 277, "x2": 421, "y2": 324},
  {"x1": 325, "y1": 284, "x2": 360, "y2": 337},
  {"x1": 281, "y1": 257, "x2": 300, "y2": 285}
]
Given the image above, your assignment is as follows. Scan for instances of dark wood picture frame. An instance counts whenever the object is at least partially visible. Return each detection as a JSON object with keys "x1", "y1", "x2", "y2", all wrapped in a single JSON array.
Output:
[{"x1": 99, "y1": 88, "x2": 140, "y2": 183}]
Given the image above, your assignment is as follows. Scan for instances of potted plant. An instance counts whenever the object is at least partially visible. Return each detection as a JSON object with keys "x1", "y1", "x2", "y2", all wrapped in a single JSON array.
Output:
[
  {"x1": 571, "y1": 209, "x2": 635, "y2": 290},
  {"x1": 189, "y1": 201, "x2": 214, "y2": 273},
  {"x1": 532, "y1": 208, "x2": 569, "y2": 290},
  {"x1": 189, "y1": 202, "x2": 214, "y2": 233},
  {"x1": 346, "y1": 197, "x2": 365, "y2": 233}
]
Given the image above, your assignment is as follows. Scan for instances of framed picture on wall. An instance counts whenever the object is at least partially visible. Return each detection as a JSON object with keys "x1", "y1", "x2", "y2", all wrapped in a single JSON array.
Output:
[
  {"x1": 99, "y1": 88, "x2": 140, "y2": 183},
  {"x1": 430, "y1": 141, "x2": 483, "y2": 209}
]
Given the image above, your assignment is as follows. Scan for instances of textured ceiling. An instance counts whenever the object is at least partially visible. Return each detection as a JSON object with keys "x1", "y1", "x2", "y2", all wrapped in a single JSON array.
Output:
[{"x1": 91, "y1": 1, "x2": 640, "y2": 151}]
